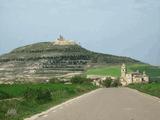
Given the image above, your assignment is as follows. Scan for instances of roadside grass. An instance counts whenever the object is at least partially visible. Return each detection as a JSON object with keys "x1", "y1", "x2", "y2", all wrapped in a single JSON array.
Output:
[
  {"x1": 86, "y1": 64, "x2": 160, "y2": 82},
  {"x1": 128, "y1": 83, "x2": 160, "y2": 98},
  {"x1": 0, "y1": 83, "x2": 87, "y2": 99},
  {"x1": 0, "y1": 83, "x2": 97, "y2": 120}
]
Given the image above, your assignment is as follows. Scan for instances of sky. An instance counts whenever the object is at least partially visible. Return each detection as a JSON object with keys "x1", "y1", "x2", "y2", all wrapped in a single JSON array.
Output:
[{"x1": 0, "y1": 0, "x2": 160, "y2": 65}]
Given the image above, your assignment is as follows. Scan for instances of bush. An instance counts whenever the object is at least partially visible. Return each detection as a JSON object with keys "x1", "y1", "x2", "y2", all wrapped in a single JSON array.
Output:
[
  {"x1": 71, "y1": 76, "x2": 91, "y2": 84},
  {"x1": 49, "y1": 77, "x2": 60, "y2": 83},
  {"x1": 24, "y1": 88, "x2": 37, "y2": 100},
  {"x1": 36, "y1": 88, "x2": 52, "y2": 103},
  {"x1": 111, "y1": 79, "x2": 121, "y2": 87},
  {"x1": 65, "y1": 87, "x2": 77, "y2": 94},
  {"x1": 102, "y1": 79, "x2": 112, "y2": 88},
  {"x1": 24, "y1": 88, "x2": 52, "y2": 103},
  {"x1": 102, "y1": 77, "x2": 121, "y2": 88},
  {"x1": 0, "y1": 91, "x2": 11, "y2": 100}
]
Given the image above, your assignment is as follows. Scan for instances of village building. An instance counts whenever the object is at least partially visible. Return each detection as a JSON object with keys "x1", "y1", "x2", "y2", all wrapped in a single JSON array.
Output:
[
  {"x1": 87, "y1": 75, "x2": 116, "y2": 87},
  {"x1": 120, "y1": 64, "x2": 149, "y2": 86}
]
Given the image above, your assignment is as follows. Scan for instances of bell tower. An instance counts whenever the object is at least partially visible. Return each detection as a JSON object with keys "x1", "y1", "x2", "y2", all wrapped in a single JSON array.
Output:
[{"x1": 121, "y1": 63, "x2": 127, "y2": 78}]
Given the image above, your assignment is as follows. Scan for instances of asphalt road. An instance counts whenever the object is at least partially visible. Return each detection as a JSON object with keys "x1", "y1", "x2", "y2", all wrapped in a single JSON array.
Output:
[{"x1": 35, "y1": 88, "x2": 160, "y2": 120}]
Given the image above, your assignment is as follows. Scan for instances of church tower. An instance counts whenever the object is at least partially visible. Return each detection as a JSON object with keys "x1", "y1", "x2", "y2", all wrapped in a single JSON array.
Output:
[{"x1": 121, "y1": 63, "x2": 127, "y2": 78}]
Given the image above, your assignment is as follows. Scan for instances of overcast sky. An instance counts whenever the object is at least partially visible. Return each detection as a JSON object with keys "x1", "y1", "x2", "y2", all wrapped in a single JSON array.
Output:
[{"x1": 0, "y1": 0, "x2": 160, "y2": 65}]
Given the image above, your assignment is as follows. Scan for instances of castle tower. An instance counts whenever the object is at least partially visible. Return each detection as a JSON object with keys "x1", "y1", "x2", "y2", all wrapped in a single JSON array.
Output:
[
  {"x1": 57, "y1": 35, "x2": 65, "y2": 41},
  {"x1": 121, "y1": 63, "x2": 127, "y2": 78},
  {"x1": 53, "y1": 35, "x2": 77, "y2": 45}
]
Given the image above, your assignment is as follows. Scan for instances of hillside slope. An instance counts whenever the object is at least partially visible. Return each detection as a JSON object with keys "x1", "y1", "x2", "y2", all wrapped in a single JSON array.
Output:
[{"x1": 0, "y1": 37, "x2": 141, "y2": 83}]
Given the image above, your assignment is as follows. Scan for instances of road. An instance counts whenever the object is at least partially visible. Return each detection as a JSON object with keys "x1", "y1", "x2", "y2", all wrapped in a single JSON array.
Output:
[{"x1": 34, "y1": 88, "x2": 160, "y2": 120}]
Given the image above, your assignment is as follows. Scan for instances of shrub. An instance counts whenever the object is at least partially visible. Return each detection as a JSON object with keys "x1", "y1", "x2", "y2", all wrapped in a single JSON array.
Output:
[
  {"x1": 0, "y1": 91, "x2": 11, "y2": 100},
  {"x1": 65, "y1": 88, "x2": 77, "y2": 94},
  {"x1": 70, "y1": 76, "x2": 91, "y2": 84},
  {"x1": 36, "y1": 88, "x2": 52, "y2": 103},
  {"x1": 24, "y1": 88, "x2": 52, "y2": 103},
  {"x1": 24, "y1": 88, "x2": 37, "y2": 100},
  {"x1": 102, "y1": 78, "x2": 112, "y2": 88},
  {"x1": 111, "y1": 79, "x2": 121, "y2": 87},
  {"x1": 101, "y1": 77, "x2": 113, "y2": 88}
]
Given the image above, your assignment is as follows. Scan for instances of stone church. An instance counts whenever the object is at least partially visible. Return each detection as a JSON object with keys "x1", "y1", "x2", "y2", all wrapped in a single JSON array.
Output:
[{"x1": 120, "y1": 64, "x2": 149, "y2": 86}]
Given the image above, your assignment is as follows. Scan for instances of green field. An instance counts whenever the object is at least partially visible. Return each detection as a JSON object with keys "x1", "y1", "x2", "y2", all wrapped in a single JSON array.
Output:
[
  {"x1": 86, "y1": 65, "x2": 121, "y2": 77},
  {"x1": 128, "y1": 83, "x2": 160, "y2": 98},
  {"x1": 86, "y1": 64, "x2": 160, "y2": 82},
  {"x1": 0, "y1": 83, "x2": 96, "y2": 120}
]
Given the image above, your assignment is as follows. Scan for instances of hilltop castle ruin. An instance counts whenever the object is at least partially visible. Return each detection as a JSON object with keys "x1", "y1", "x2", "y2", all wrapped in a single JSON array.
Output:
[{"x1": 53, "y1": 35, "x2": 76, "y2": 45}]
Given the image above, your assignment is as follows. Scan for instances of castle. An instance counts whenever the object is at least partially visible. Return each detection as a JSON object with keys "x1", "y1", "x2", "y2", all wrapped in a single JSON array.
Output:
[
  {"x1": 120, "y1": 64, "x2": 149, "y2": 86},
  {"x1": 53, "y1": 35, "x2": 76, "y2": 45}
]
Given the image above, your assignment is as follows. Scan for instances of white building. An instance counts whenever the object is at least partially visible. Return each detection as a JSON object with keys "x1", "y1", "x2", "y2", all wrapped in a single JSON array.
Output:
[
  {"x1": 120, "y1": 64, "x2": 149, "y2": 86},
  {"x1": 53, "y1": 35, "x2": 76, "y2": 46}
]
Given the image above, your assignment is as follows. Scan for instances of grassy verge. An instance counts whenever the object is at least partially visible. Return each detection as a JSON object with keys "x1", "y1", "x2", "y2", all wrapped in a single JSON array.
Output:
[
  {"x1": 0, "y1": 83, "x2": 97, "y2": 120},
  {"x1": 128, "y1": 83, "x2": 160, "y2": 98}
]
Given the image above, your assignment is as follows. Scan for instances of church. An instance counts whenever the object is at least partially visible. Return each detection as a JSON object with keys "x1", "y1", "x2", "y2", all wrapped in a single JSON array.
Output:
[{"x1": 120, "y1": 64, "x2": 149, "y2": 86}]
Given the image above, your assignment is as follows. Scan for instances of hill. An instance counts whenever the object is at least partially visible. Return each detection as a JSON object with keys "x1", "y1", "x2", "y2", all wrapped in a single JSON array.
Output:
[{"x1": 0, "y1": 36, "x2": 141, "y2": 83}]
